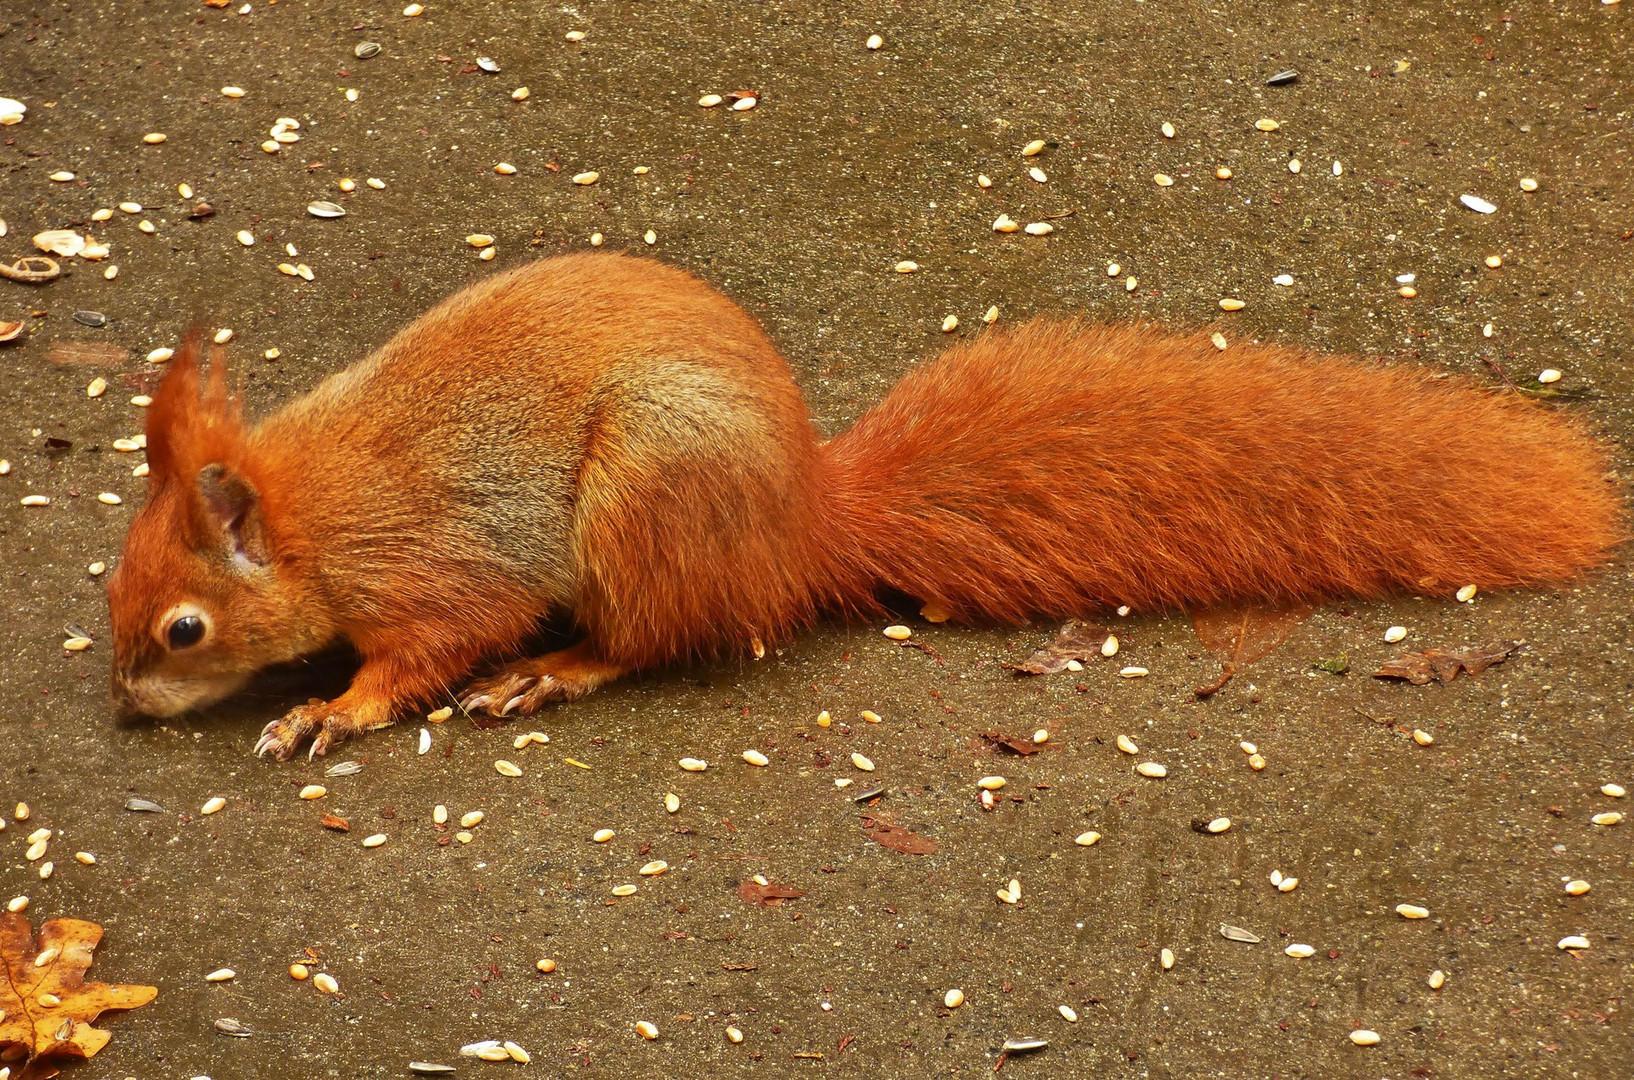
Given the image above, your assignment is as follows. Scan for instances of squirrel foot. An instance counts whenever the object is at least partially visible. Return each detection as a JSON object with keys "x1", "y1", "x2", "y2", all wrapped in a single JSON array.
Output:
[
  {"x1": 255, "y1": 699, "x2": 391, "y2": 761},
  {"x1": 460, "y1": 645, "x2": 626, "y2": 716}
]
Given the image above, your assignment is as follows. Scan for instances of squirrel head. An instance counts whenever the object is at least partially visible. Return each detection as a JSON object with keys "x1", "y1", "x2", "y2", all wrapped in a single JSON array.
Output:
[{"x1": 107, "y1": 332, "x2": 316, "y2": 717}]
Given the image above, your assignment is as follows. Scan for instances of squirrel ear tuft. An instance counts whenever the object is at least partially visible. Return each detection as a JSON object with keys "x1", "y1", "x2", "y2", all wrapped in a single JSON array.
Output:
[
  {"x1": 197, "y1": 462, "x2": 268, "y2": 567},
  {"x1": 146, "y1": 327, "x2": 247, "y2": 482}
]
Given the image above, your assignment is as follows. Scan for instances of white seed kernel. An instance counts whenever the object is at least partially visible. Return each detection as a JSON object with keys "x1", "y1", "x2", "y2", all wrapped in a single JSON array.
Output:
[
  {"x1": 1136, "y1": 762, "x2": 1167, "y2": 778},
  {"x1": 1205, "y1": 817, "x2": 1231, "y2": 834},
  {"x1": 1565, "y1": 879, "x2": 1590, "y2": 896},
  {"x1": 459, "y1": 811, "x2": 484, "y2": 828},
  {"x1": 679, "y1": 757, "x2": 708, "y2": 772},
  {"x1": 298, "y1": 785, "x2": 326, "y2": 800},
  {"x1": 1602, "y1": 783, "x2": 1626, "y2": 798},
  {"x1": 1074, "y1": 831, "x2": 1100, "y2": 847},
  {"x1": 201, "y1": 797, "x2": 226, "y2": 815},
  {"x1": 1557, "y1": 935, "x2": 1590, "y2": 950},
  {"x1": 313, "y1": 972, "x2": 339, "y2": 993},
  {"x1": 1383, "y1": 625, "x2": 1408, "y2": 643},
  {"x1": 1428, "y1": 968, "x2": 1446, "y2": 989},
  {"x1": 361, "y1": 833, "x2": 387, "y2": 848},
  {"x1": 977, "y1": 776, "x2": 1006, "y2": 791},
  {"x1": 1160, "y1": 948, "x2": 1175, "y2": 970},
  {"x1": 1350, "y1": 1029, "x2": 1380, "y2": 1046},
  {"x1": 1396, "y1": 903, "x2": 1430, "y2": 919},
  {"x1": 1591, "y1": 811, "x2": 1623, "y2": 826},
  {"x1": 1118, "y1": 666, "x2": 1148, "y2": 678},
  {"x1": 851, "y1": 753, "x2": 875, "y2": 772},
  {"x1": 665, "y1": 793, "x2": 681, "y2": 813},
  {"x1": 635, "y1": 1020, "x2": 659, "y2": 1039},
  {"x1": 1116, "y1": 734, "x2": 1138, "y2": 755},
  {"x1": 1285, "y1": 943, "x2": 1315, "y2": 958},
  {"x1": 943, "y1": 988, "x2": 965, "y2": 1009},
  {"x1": 205, "y1": 968, "x2": 236, "y2": 982},
  {"x1": 494, "y1": 759, "x2": 523, "y2": 777},
  {"x1": 742, "y1": 749, "x2": 769, "y2": 767}
]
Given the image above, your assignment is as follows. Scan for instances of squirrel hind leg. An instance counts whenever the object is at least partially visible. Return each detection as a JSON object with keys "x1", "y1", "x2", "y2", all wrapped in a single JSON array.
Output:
[{"x1": 460, "y1": 642, "x2": 625, "y2": 717}]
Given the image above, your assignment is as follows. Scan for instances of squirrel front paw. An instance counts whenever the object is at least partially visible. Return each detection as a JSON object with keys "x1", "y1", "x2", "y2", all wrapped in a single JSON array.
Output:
[
  {"x1": 255, "y1": 701, "x2": 386, "y2": 761},
  {"x1": 459, "y1": 646, "x2": 625, "y2": 716}
]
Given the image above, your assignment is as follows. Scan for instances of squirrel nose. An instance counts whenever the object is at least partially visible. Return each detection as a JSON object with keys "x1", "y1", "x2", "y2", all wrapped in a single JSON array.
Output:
[{"x1": 110, "y1": 670, "x2": 147, "y2": 721}]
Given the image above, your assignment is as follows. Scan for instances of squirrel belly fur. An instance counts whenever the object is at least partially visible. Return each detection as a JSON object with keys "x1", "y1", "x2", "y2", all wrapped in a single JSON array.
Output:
[{"x1": 105, "y1": 253, "x2": 1622, "y2": 759}]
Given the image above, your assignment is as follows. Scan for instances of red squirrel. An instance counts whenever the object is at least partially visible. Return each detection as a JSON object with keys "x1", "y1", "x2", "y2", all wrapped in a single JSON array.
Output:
[{"x1": 106, "y1": 253, "x2": 1622, "y2": 759}]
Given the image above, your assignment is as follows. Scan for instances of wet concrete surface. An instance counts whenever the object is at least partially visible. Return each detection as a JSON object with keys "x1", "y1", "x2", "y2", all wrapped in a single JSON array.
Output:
[{"x1": 2, "y1": 1, "x2": 1632, "y2": 1076}]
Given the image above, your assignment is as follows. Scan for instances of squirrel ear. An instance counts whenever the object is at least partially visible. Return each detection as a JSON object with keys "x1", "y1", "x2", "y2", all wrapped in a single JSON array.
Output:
[{"x1": 196, "y1": 463, "x2": 268, "y2": 567}]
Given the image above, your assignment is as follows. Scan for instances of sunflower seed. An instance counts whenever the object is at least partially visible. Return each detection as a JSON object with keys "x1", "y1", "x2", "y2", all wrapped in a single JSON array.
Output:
[
  {"x1": 476, "y1": 57, "x2": 500, "y2": 73},
  {"x1": 1002, "y1": 1037, "x2": 1048, "y2": 1053},
  {"x1": 639, "y1": 860, "x2": 667, "y2": 876},
  {"x1": 215, "y1": 1017, "x2": 252, "y2": 1037},
  {"x1": 1220, "y1": 924, "x2": 1260, "y2": 943},
  {"x1": 1266, "y1": 69, "x2": 1299, "y2": 85},
  {"x1": 850, "y1": 785, "x2": 884, "y2": 802},
  {"x1": 325, "y1": 760, "x2": 363, "y2": 777},
  {"x1": 459, "y1": 1041, "x2": 501, "y2": 1057},
  {"x1": 125, "y1": 797, "x2": 164, "y2": 812},
  {"x1": 408, "y1": 1065, "x2": 455, "y2": 1075},
  {"x1": 612, "y1": 883, "x2": 637, "y2": 896},
  {"x1": 1460, "y1": 193, "x2": 1498, "y2": 214},
  {"x1": 307, "y1": 201, "x2": 346, "y2": 219}
]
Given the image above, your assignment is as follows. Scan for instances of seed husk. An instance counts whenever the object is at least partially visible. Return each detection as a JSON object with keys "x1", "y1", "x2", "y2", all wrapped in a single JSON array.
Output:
[
  {"x1": 1266, "y1": 69, "x2": 1299, "y2": 85},
  {"x1": 1220, "y1": 924, "x2": 1260, "y2": 943},
  {"x1": 409, "y1": 1065, "x2": 455, "y2": 1075},
  {"x1": 1396, "y1": 903, "x2": 1430, "y2": 919},
  {"x1": 307, "y1": 201, "x2": 346, "y2": 219},
  {"x1": 1136, "y1": 762, "x2": 1166, "y2": 778},
  {"x1": 1116, "y1": 734, "x2": 1138, "y2": 755},
  {"x1": 679, "y1": 757, "x2": 708, "y2": 772},
  {"x1": 1001, "y1": 1037, "x2": 1048, "y2": 1053},
  {"x1": 639, "y1": 859, "x2": 669, "y2": 876},
  {"x1": 1350, "y1": 1029, "x2": 1380, "y2": 1046},
  {"x1": 476, "y1": 56, "x2": 500, "y2": 73},
  {"x1": 851, "y1": 753, "x2": 875, "y2": 772},
  {"x1": 494, "y1": 759, "x2": 523, "y2": 777},
  {"x1": 313, "y1": 972, "x2": 339, "y2": 993},
  {"x1": 1460, "y1": 193, "x2": 1498, "y2": 214},
  {"x1": 124, "y1": 797, "x2": 162, "y2": 812}
]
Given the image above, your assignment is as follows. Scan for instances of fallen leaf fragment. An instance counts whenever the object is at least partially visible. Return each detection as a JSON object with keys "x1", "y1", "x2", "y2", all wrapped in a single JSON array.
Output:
[
  {"x1": 981, "y1": 732, "x2": 1040, "y2": 756},
  {"x1": 1190, "y1": 602, "x2": 1312, "y2": 695},
  {"x1": 0, "y1": 913, "x2": 157, "y2": 1079},
  {"x1": 319, "y1": 813, "x2": 351, "y2": 832},
  {"x1": 1005, "y1": 620, "x2": 1111, "y2": 675},
  {"x1": 865, "y1": 820, "x2": 939, "y2": 855},
  {"x1": 1374, "y1": 640, "x2": 1524, "y2": 685},
  {"x1": 737, "y1": 880, "x2": 807, "y2": 907}
]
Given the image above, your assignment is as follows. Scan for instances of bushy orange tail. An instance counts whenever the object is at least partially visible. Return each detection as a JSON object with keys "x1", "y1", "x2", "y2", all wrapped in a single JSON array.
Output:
[{"x1": 814, "y1": 322, "x2": 1622, "y2": 620}]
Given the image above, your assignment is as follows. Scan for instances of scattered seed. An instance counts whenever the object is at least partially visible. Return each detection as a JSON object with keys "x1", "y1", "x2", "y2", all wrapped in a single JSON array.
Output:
[
  {"x1": 1285, "y1": 943, "x2": 1315, "y2": 958},
  {"x1": 1220, "y1": 924, "x2": 1261, "y2": 943},
  {"x1": 1153, "y1": 172, "x2": 1174, "y2": 187},
  {"x1": 460, "y1": 811, "x2": 485, "y2": 828},
  {"x1": 1028, "y1": 166, "x2": 1047, "y2": 182},
  {"x1": 894, "y1": 260, "x2": 919, "y2": 274},
  {"x1": 1383, "y1": 625, "x2": 1407, "y2": 643},
  {"x1": 299, "y1": 785, "x2": 326, "y2": 800},
  {"x1": 1483, "y1": 322, "x2": 1495, "y2": 338},
  {"x1": 124, "y1": 797, "x2": 162, "y2": 812},
  {"x1": 1591, "y1": 811, "x2": 1623, "y2": 826},
  {"x1": 851, "y1": 753, "x2": 875, "y2": 772},
  {"x1": 362, "y1": 833, "x2": 387, "y2": 848},
  {"x1": 1519, "y1": 177, "x2": 1538, "y2": 192},
  {"x1": 943, "y1": 988, "x2": 965, "y2": 1009},
  {"x1": 941, "y1": 314, "x2": 959, "y2": 332},
  {"x1": 1254, "y1": 118, "x2": 1280, "y2": 131},
  {"x1": 1535, "y1": 368, "x2": 1564, "y2": 386},
  {"x1": 201, "y1": 796, "x2": 226, "y2": 816},
  {"x1": 1206, "y1": 817, "x2": 1232, "y2": 834},
  {"x1": 403, "y1": 3, "x2": 424, "y2": 15},
  {"x1": 142, "y1": 132, "x2": 166, "y2": 145},
  {"x1": 409, "y1": 1064, "x2": 455, "y2": 1075},
  {"x1": 475, "y1": 56, "x2": 500, "y2": 73},
  {"x1": 1032, "y1": 729, "x2": 1049, "y2": 743},
  {"x1": 742, "y1": 749, "x2": 769, "y2": 767},
  {"x1": 1350, "y1": 1029, "x2": 1380, "y2": 1046},
  {"x1": 1412, "y1": 729, "x2": 1434, "y2": 746},
  {"x1": 1215, "y1": 166, "x2": 1233, "y2": 179},
  {"x1": 214, "y1": 328, "x2": 233, "y2": 344},
  {"x1": 14, "y1": 804, "x2": 28, "y2": 820},
  {"x1": 1603, "y1": 783, "x2": 1626, "y2": 798},
  {"x1": 1136, "y1": 762, "x2": 1167, "y2": 778},
  {"x1": 1118, "y1": 666, "x2": 1149, "y2": 678},
  {"x1": 38, "y1": 992, "x2": 62, "y2": 1006},
  {"x1": 698, "y1": 93, "x2": 723, "y2": 107},
  {"x1": 1002, "y1": 1037, "x2": 1048, "y2": 1053},
  {"x1": 1396, "y1": 903, "x2": 1430, "y2": 919},
  {"x1": 1460, "y1": 193, "x2": 1498, "y2": 214},
  {"x1": 731, "y1": 96, "x2": 758, "y2": 111},
  {"x1": 1455, "y1": 584, "x2": 1479, "y2": 603},
  {"x1": 883, "y1": 625, "x2": 912, "y2": 640},
  {"x1": 1024, "y1": 222, "x2": 1054, "y2": 236},
  {"x1": 313, "y1": 972, "x2": 339, "y2": 993},
  {"x1": 860, "y1": 710, "x2": 882, "y2": 723},
  {"x1": 992, "y1": 213, "x2": 1019, "y2": 233},
  {"x1": 976, "y1": 173, "x2": 992, "y2": 188},
  {"x1": 1074, "y1": 831, "x2": 1100, "y2": 847},
  {"x1": 679, "y1": 757, "x2": 708, "y2": 772},
  {"x1": 63, "y1": 636, "x2": 94, "y2": 651},
  {"x1": 7, "y1": 896, "x2": 28, "y2": 913},
  {"x1": 1288, "y1": 158, "x2": 1301, "y2": 174},
  {"x1": 982, "y1": 305, "x2": 999, "y2": 324},
  {"x1": 426, "y1": 706, "x2": 453, "y2": 722},
  {"x1": 571, "y1": 171, "x2": 600, "y2": 186},
  {"x1": 1218, "y1": 298, "x2": 1245, "y2": 312},
  {"x1": 1565, "y1": 879, "x2": 1590, "y2": 896},
  {"x1": 1266, "y1": 69, "x2": 1299, "y2": 85},
  {"x1": 1160, "y1": 948, "x2": 1175, "y2": 969},
  {"x1": 643, "y1": 229, "x2": 657, "y2": 245},
  {"x1": 726, "y1": 1025, "x2": 744, "y2": 1043},
  {"x1": 416, "y1": 728, "x2": 431, "y2": 755},
  {"x1": 493, "y1": 759, "x2": 523, "y2": 777},
  {"x1": 1399, "y1": 285, "x2": 1417, "y2": 299},
  {"x1": 205, "y1": 968, "x2": 236, "y2": 982},
  {"x1": 1558, "y1": 935, "x2": 1590, "y2": 951},
  {"x1": 1277, "y1": 876, "x2": 1299, "y2": 892},
  {"x1": 665, "y1": 793, "x2": 681, "y2": 813},
  {"x1": 367, "y1": 177, "x2": 386, "y2": 189},
  {"x1": 977, "y1": 776, "x2": 1006, "y2": 791},
  {"x1": 1116, "y1": 734, "x2": 1138, "y2": 755},
  {"x1": 635, "y1": 1020, "x2": 659, "y2": 1039},
  {"x1": 98, "y1": 491, "x2": 123, "y2": 507},
  {"x1": 21, "y1": 495, "x2": 51, "y2": 507}
]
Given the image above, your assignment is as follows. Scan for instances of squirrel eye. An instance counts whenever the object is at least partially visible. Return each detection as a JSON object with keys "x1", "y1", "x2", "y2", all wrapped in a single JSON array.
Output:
[{"x1": 167, "y1": 615, "x2": 206, "y2": 650}]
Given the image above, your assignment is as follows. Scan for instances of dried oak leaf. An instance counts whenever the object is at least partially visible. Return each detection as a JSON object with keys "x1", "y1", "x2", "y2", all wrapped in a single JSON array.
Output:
[
  {"x1": 0, "y1": 913, "x2": 157, "y2": 1079},
  {"x1": 737, "y1": 880, "x2": 807, "y2": 907},
  {"x1": 865, "y1": 820, "x2": 939, "y2": 856},
  {"x1": 1374, "y1": 640, "x2": 1524, "y2": 686},
  {"x1": 1004, "y1": 620, "x2": 1110, "y2": 675}
]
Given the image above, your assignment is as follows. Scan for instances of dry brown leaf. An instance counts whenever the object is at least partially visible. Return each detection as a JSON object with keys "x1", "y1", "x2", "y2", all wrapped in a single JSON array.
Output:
[
  {"x1": 865, "y1": 820, "x2": 939, "y2": 855},
  {"x1": 737, "y1": 880, "x2": 807, "y2": 907},
  {"x1": 1190, "y1": 602, "x2": 1313, "y2": 696},
  {"x1": 1005, "y1": 620, "x2": 1111, "y2": 675},
  {"x1": 0, "y1": 913, "x2": 157, "y2": 1079},
  {"x1": 1374, "y1": 640, "x2": 1524, "y2": 685},
  {"x1": 980, "y1": 732, "x2": 1039, "y2": 756},
  {"x1": 45, "y1": 342, "x2": 127, "y2": 368},
  {"x1": 320, "y1": 812, "x2": 350, "y2": 832}
]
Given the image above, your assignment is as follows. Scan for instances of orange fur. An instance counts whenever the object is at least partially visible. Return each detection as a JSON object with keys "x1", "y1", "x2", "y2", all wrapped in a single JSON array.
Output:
[{"x1": 106, "y1": 254, "x2": 1623, "y2": 759}]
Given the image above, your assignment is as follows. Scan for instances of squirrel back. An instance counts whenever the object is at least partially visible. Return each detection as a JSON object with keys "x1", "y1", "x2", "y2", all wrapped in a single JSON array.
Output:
[{"x1": 107, "y1": 253, "x2": 1622, "y2": 748}]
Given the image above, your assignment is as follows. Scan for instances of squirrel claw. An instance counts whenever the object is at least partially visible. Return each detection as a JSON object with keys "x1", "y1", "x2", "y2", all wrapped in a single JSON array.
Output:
[{"x1": 255, "y1": 703, "x2": 367, "y2": 761}]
